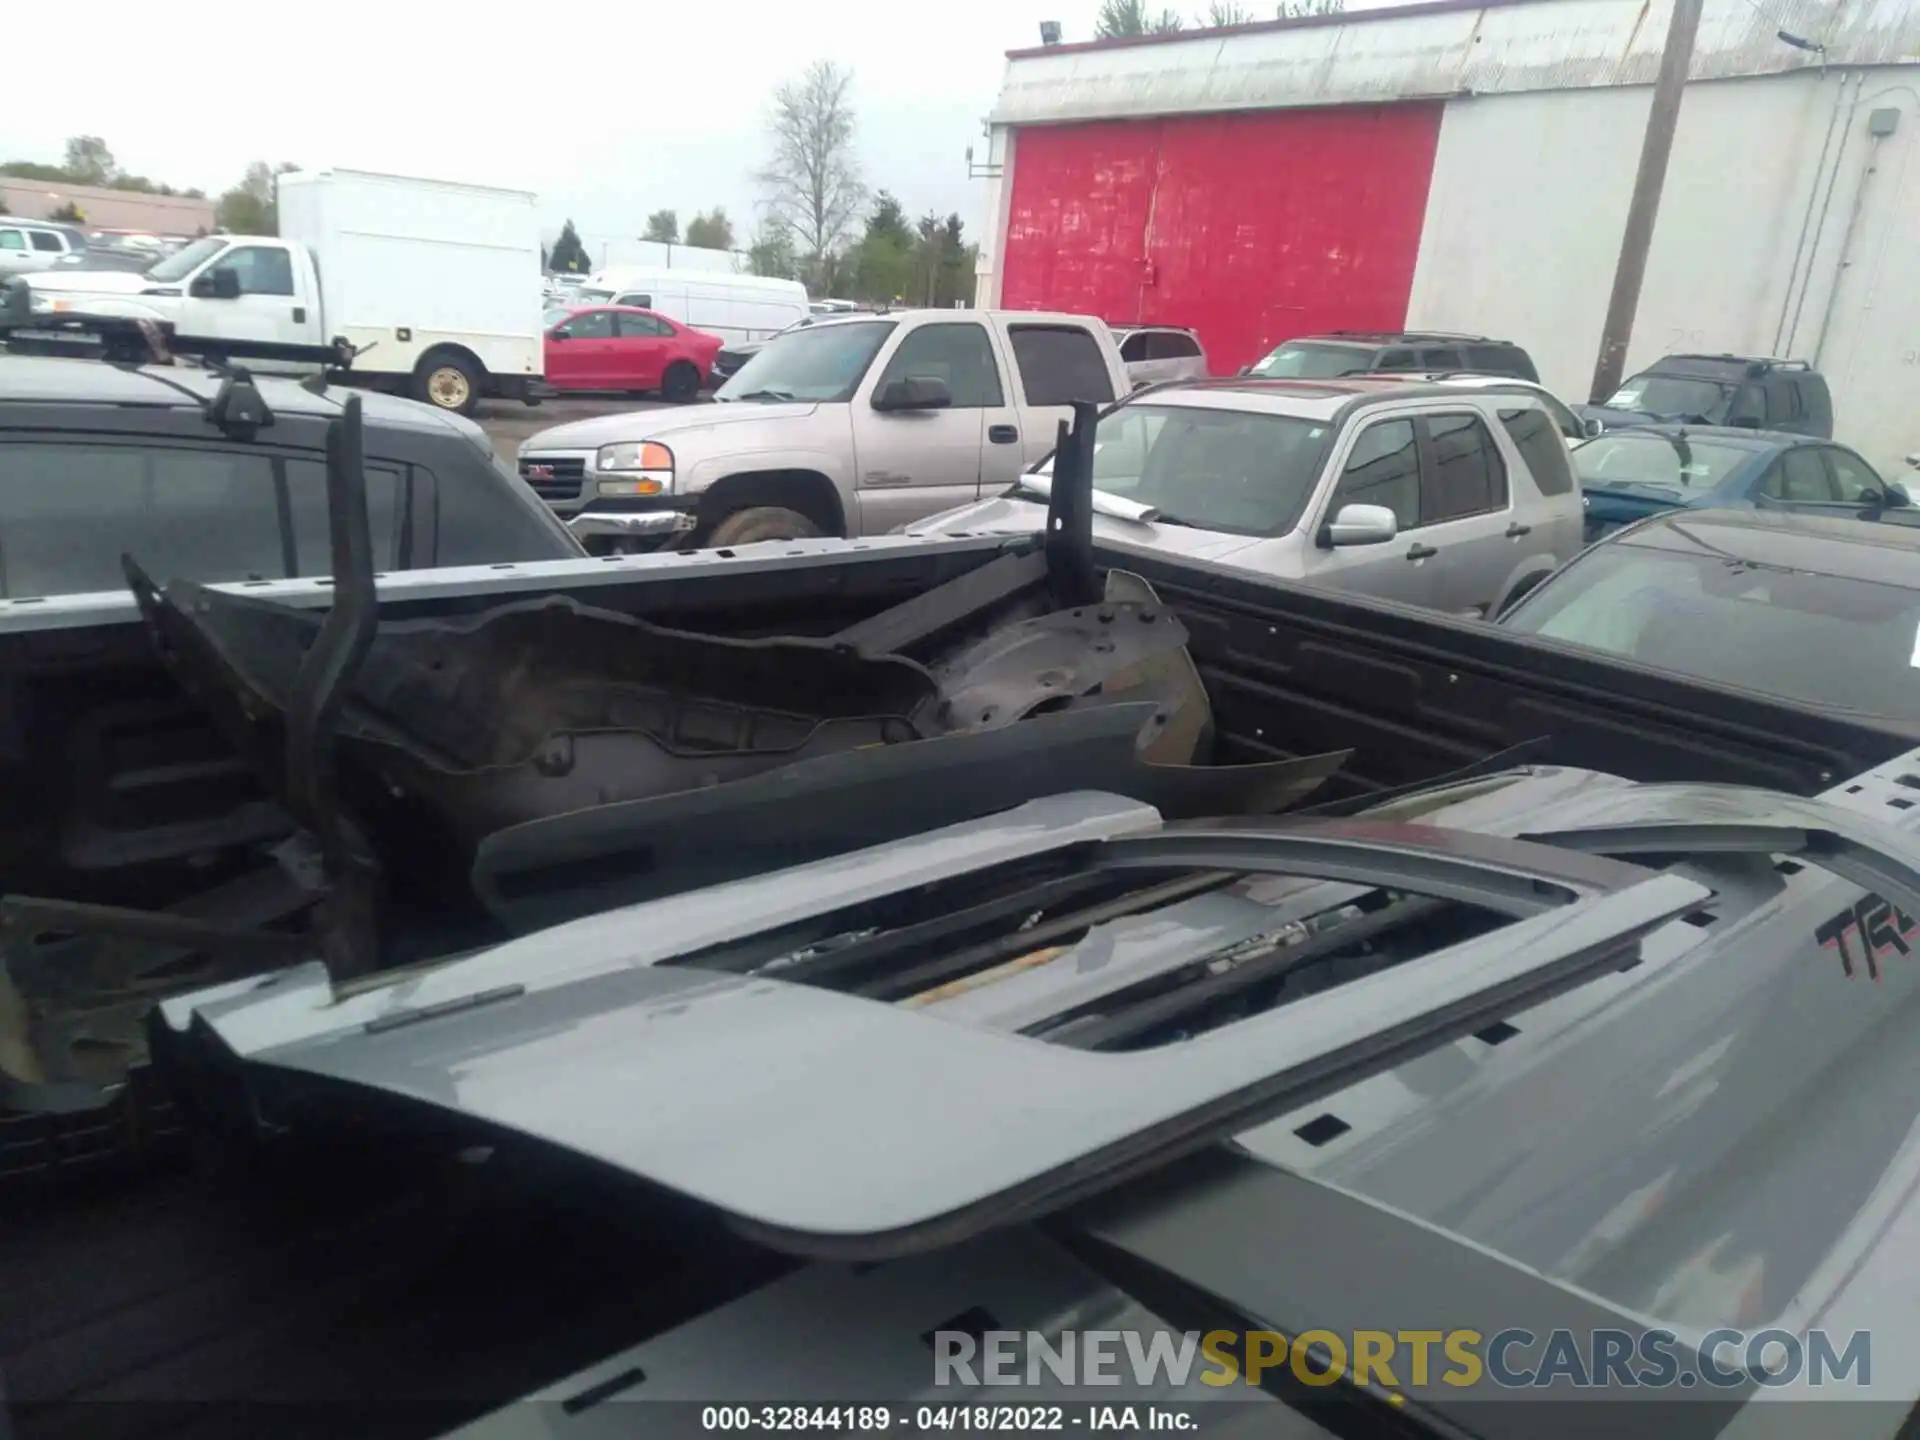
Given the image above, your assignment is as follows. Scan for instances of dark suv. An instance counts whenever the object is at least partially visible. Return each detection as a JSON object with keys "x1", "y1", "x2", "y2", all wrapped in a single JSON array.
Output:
[
  {"x1": 1580, "y1": 353, "x2": 1833, "y2": 438},
  {"x1": 1245, "y1": 331, "x2": 1539, "y2": 383},
  {"x1": 0, "y1": 354, "x2": 583, "y2": 602}
]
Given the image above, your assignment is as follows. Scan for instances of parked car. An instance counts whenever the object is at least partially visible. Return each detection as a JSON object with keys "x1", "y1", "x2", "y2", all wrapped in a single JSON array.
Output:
[
  {"x1": 517, "y1": 308, "x2": 1130, "y2": 551},
  {"x1": 573, "y1": 267, "x2": 808, "y2": 347},
  {"x1": 1246, "y1": 331, "x2": 1540, "y2": 382},
  {"x1": 709, "y1": 307, "x2": 881, "y2": 386},
  {"x1": 906, "y1": 376, "x2": 1584, "y2": 617},
  {"x1": 1573, "y1": 424, "x2": 1907, "y2": 541},
  {"x1": 543, "y1": 304, "x2": 721, "y2": 402},
  {"x1": 1579, "y1": 353, "x2": 1832, "y2": 438},
  {"x1": 1499, "y1": 506, "x2": 1920, "y2": 721},
  {"x1": 0, "y1": 352, "x2": 583, "y2": 601},
  {"x1": 0, "y1": 220, "x2": 83, "y2": 275},
  {"x1": 1113, "y1": 323, "x2": 1209, "y2": 388}
]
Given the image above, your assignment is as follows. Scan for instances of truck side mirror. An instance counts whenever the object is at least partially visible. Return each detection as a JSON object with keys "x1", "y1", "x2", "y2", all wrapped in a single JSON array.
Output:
[
  {"x1": 873, "y1": 375, "x2": 952, "y2": 411},
  {"x1": 191, "y1": 267, "x2": 241, "y2": 300}
]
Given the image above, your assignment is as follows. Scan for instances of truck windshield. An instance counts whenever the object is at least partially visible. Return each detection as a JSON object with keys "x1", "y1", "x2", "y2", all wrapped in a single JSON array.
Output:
[
  {"x1": 1073, "y1": 402, "x2": 1334, "y2": 535},
  {"x1": 1504, "y1": 540, "x2": 1920, "y2": 718},
  {"x1": 143, "y1": 236, "x2": 229, "y2": 283},
  {"x1": 716, "y1": 319, "x2": 895, "y2": 403}
]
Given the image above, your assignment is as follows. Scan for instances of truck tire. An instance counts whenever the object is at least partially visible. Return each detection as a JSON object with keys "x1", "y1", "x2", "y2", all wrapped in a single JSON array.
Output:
[
  {"x1": 414, "y1": 352, "x2": 482, "y2": 416},
  {"x1": 707, "y1": 506, "x2": 824, "y2": 547},
  {"x1": 661, "y1": 361, "x2": 701, "y2": 404}
]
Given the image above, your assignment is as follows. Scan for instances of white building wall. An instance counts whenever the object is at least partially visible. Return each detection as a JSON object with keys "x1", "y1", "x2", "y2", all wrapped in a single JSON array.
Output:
[
  {"x1": 1406, "y1": 67, "x2": 1920, "y2": 475},
  {"x1": 972, "y1": 125, "x2": 1018, "y2": 309}
]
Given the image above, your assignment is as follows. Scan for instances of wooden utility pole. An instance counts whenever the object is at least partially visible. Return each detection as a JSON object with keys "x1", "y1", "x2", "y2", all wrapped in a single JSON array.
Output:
[{"x1": 1588, "y1": 0, "x2": 1707, "y2": 402}]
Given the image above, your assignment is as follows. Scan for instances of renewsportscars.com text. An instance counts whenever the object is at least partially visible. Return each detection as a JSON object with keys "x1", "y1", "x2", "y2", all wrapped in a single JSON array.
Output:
[{"x1": 931, "y1": 1328, "x2": 1871, "y2": 1391}]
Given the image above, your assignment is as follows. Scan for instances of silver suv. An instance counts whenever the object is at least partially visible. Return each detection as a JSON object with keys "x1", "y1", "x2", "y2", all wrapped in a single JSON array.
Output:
[
  {"x1": 1113, "y1": 323, "x2": 1209, "y2": 388},
  {"x1": 906, "y1": 376, "x2": 1586, "y2": 617}
]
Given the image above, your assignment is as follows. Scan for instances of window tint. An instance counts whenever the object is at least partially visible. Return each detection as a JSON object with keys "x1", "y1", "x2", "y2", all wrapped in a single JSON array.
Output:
[
  {"x1": 559, "y1": 310, "x2": 615, "y2": 340},
  {"x1": 1728, "y1": 384, "x2": 1767, "y2": 427},
  {"x1": 1420, "y1": 347, "x2": 1467, "y2": 370},
  {"x1": 1422, "y1": 413, "x2": 1507, "y2": 520},
  {"x1": 1826, "y1": 448, "x2": 1884, "y2": 503},
  {"x1": 877, "y1": 323, "x2": 1004, "y2": 408},
  {"x1": 1008, "y1": 325, "x2": 1115, "y2": 406},
  {"x1": 1765, "y1": 375, "x2": 1801, "y2": 422},
  {"x1": 0, "y1": 231, "x2": 24, "y2": 252},
  {"x1": 1118, "y1": 332, "x2": 1149, "y2": 362},
  {"x1": 1499, "y1": 406, "x2": 1575, "y2": 496},
  {"x1": 0, "y1": 444, "x2": 287, "y2": 598},
  {"x1": 617, "y1": 311, "x2": 674, "y2": 338},
  {"x1": 1763, "y1": 448, "x2": 1834, "y2": 503},
  {"x1": 441, "y1": 454, "x2": 584, "y2": 566},
  {"x1": 28, "y1": 230, "x2": 63, "y2": 253},
  {"x1": 1146, "y1": 331, "x2": 1201, "y2": 360},
  {"x1": 1331, "y1": 419, "x2": 1419, "y2": 530},
  {"x1": 1466, "y1": 344, "x2": 1534, "y2": 380},
  {"x1": 1373, "y1": 348, "x2": 1422, "y2": 372},
  {"x1": 286, "y1": 460, "x2": 402, "y2": 576}
]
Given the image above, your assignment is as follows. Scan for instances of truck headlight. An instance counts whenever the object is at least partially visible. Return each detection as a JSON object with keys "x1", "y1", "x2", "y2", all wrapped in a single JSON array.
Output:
[{"x1": 595, "y1": 440, "x2": 674, "y2": 496}]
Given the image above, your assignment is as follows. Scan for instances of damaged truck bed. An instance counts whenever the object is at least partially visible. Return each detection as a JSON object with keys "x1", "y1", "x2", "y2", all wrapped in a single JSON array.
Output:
[{"x1": 3, "y1": 397, "x2": 1918, "y2": 1156}]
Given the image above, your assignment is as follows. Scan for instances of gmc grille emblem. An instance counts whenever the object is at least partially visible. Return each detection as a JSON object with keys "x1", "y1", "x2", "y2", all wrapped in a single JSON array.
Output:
[{"x1": 526, "y1": 464, "x2": 555, "y2": 480}]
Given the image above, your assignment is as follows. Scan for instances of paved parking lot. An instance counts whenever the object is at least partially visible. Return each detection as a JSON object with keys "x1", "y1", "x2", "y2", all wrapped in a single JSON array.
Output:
[{"x1": 474, "y1": 395, "x2": 672, "y2": 457}]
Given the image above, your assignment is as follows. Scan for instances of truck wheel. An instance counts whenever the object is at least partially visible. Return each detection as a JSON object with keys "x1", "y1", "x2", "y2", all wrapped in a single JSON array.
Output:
[
  {"x1": 661, "y1": 361, "x2": 701, "y2": 404},
  {"x1": 707, "y1": 506, "x2": 824, "y2": 546},
  {"x1": 414, "y1": 352, "x2": 482, "y2": 416}
]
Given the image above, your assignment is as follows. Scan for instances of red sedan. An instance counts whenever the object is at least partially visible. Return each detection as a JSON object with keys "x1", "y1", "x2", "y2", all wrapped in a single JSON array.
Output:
[{"x1": 542, "y1": 305, "x2": 722, "y2": 403}]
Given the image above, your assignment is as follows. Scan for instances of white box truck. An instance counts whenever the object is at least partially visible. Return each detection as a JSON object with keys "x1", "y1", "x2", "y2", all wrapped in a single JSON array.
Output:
[{"x1": 13, "y1": 169, "x2": 545, "y2": 416}]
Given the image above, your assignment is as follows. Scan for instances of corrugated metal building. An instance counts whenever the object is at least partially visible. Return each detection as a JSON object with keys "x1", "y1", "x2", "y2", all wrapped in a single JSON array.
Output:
[{"x1": 976, "y1": 0, "x2": 1920, "y2": 472}]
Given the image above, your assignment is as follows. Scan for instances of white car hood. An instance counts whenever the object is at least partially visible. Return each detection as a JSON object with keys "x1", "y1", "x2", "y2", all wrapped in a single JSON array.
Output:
[
  {"x1": 23, "y1": 268, "x2": 155, "y2": 295},
  {"x1": 907, "y1": 491, "x2": 1267, "y2": 563},
  {"x1": 522, "y1": 400, "x2": 822, "y2": 451}
]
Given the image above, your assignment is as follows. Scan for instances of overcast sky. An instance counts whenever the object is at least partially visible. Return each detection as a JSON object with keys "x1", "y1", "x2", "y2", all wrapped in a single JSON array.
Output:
[{"x1": 7, "y1": 0, "x2": 1136, "y2": 251}]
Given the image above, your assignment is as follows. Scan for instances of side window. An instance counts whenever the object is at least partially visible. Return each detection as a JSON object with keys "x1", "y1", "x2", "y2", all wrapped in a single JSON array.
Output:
[
  {"x1": 616, "y1": 312, "x2": 673, "y2": 338},
  {"x1": 1118, "y1": 332, "x2": 1149, "y2": 363},
  {"x1": 1007, "y1": 325, "x2": 1116, "y2": 406},
  {"x1": 287, "y1": 460, "x2": 402, "y2": 575},
  {"x1": 1147, "y1": 331, "x2": 1201, "y2": 360},
  {"x1": 1466, "y1": 344, "x2": 1533, "y2": 379},
  {"x1": 1421, "y1": 347, "x2": 1467, "y2": 370},
  {"x1": 1422, "y1": 413, "x2": 1508, "y2": 521},
  {"x1": 1763, "y1": 376, "x2": 1798, "y2": 422},
  {"x1": 1825, "y1": 448, "x2": 1884, "y2": 503},
  {"x1": 0, "y1": 231, "x2": 25, "y2": 252},
  {"x1": 213, "y1": 245, "x2": 296, "y2": 296},
  {"x1": 617, "y1": 292, "x2": 653, "y2": 309},
  {"x1": 877, "y1": 323, "x2": 1005, "y2": 408},
  {"x1": 1330, "y1": 418, "x2": 1419, "y2": 531},
  {"x1": 1373, "y1": 348, "x2": 1421, "y2": 372},
  {"x1": 28, "y1": 231, "x2": 64, "y2": 253},
  {"x1": 1761, "y1": 447, "x2": 1835, "y2": 502},
  {"x1": 0, "y1": 443, "x2": 288, "y2": 598},
  {"x1": 559, "y1": 310, "x2": 616, "y2": 340},
  {"x1": 1729, "y1": 384, "x2": 1766, "y2": 426},
  {"x1": 1498, "y1": 406, "x2": 1575, "y2": 496}
]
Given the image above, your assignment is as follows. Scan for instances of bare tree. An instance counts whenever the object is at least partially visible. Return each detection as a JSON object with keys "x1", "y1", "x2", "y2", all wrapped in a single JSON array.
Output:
[
  {"x1": 756, "y1": 60, "x2": 866, "y2": 285},
  {"x1": 1205, "y1": 1, "x2": 1254, "y2": 23},
  {"x1": 1277, "y1": 0, "x2": 1342, "y2": 15}
]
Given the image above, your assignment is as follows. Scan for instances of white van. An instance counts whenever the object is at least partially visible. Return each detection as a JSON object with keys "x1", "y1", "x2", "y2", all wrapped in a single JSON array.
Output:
[{"x1": 575, "y1": 267, "x2": 807, "y2": 345}]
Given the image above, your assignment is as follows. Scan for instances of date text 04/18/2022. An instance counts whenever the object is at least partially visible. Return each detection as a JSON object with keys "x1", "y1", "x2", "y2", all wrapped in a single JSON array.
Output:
[{"x1": 699, "y1": 1405, "x2": 1198, "y2": 1432}]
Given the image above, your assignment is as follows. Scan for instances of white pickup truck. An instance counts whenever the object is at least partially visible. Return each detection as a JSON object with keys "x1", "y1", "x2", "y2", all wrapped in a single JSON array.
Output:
[
  {"x1": 13, "y1": 169, "x2": 544, "y2": 416},
  {"x1": 515, "y1": 308, "x2": 1130, "y2": 549}
]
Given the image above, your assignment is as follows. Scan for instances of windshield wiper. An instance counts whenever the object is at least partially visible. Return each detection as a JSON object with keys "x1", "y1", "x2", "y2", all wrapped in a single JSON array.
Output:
[{"x1": 726, "y1": 388, "x2": 797, "y2": 403}]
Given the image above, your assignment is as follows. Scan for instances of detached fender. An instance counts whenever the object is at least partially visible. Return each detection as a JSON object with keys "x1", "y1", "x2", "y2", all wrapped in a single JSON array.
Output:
[{"x1": 1487, "y1": 553, "x2": 1564, "y2": 621}]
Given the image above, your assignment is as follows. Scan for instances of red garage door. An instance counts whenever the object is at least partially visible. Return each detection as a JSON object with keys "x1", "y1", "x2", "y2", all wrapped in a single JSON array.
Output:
[{"x1": 1000, "y1": 105, "x2": 1443, "y2": 374}]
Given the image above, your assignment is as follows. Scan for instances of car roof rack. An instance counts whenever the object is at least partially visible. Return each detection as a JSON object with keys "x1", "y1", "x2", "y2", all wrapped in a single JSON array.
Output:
[
  {"x1": 1324, "y1": 329, "x2": 1495, "y2": 344},
  {"x1": 0, "y1": 304, "x2": 356, "y2": 439},
  {"x1": 1659, "y1": 352, "x2": 1813, "y2": 374}
]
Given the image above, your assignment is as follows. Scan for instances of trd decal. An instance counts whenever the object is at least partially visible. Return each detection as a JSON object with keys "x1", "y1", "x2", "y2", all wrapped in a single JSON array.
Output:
[{"x1": 1815, "y1": 894, "x2": 1920, "y2": 980}]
